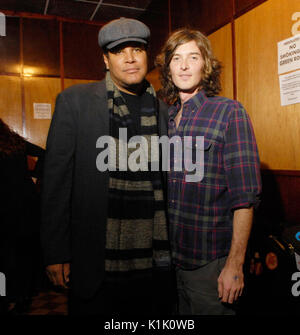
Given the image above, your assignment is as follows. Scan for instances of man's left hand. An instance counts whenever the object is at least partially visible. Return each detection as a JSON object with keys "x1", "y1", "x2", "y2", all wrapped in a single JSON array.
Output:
[{"x1": 217, "y1": 264, "x2": 244, "y2": 304}]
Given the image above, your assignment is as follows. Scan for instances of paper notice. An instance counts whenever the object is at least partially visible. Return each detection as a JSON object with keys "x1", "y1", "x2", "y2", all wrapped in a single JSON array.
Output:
[
  {"x1": 279, "y1": 70, "x2": 300, "y2": 106},
  {"x1": 33, "y1": 103, "x2": 52, "y2": 119}
]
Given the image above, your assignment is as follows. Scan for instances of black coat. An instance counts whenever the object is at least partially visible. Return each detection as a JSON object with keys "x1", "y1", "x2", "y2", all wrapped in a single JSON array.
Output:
[{"x1": 41, "y1": 80, "x2": 169, "y2": 299}]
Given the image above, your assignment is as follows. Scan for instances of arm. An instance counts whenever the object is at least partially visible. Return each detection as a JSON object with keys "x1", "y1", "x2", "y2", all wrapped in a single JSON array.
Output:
[
  {"x1": 41, "y1": 92, "x2": 75, "y2": 287},
  {"x1": 219, "y1": 103, "x2": 262, "y2": 303},
  {"x1": 218, "y1": 207, "x2": 253, "y2": 303}
]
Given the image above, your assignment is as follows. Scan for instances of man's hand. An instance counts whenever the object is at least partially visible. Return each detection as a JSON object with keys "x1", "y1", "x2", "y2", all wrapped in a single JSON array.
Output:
[
  {"x1": 217, "y1": 207, "x2": 253, "y2": 304},
  {"x1": 217, "y1": 263, "x2": 244, "y2": 304},
  {"x1": 46, "y1": 263, "x2": 70, "y2": 289}
]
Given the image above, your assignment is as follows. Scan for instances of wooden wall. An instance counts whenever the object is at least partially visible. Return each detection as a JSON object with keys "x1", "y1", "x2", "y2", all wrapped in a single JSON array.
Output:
[
  {"x1": 0, "y1": 16, "x2": 104, "y2": 148},
  {"x1": 208, "y1": 23, "x2": 234, "y2": 99},
  {"x1": 233, "y1": 0, "x2": 300, "y2": 225},
  {"x1": 0, "y1": 3, "x2": 171, "y2": 149},
  {"x1": 235, "y1": 0, "x2": 300, "y2": 170}
]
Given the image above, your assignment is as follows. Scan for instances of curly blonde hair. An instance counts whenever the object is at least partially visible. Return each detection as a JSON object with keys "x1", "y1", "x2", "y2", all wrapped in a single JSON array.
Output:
[{"x1": 155, "y1": 28, "x2": 222, "y2": 104}]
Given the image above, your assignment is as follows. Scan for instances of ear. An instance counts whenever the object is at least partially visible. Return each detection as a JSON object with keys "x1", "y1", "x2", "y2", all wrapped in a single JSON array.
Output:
[{"x1": 103, "y1": 54, "x2": 109, "y2": 70}]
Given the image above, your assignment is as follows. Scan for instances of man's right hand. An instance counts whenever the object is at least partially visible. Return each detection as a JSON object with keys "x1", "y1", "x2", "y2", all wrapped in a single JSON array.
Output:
[{"x1": 46, "y1": 263, "x2": 70, "y2": 289}]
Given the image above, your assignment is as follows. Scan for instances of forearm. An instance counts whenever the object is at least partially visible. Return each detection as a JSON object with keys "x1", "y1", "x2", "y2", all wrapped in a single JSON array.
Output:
[
  {"x1": 226, "y1": 207, "x2": 253, "y2": 269},
  {"x1": 218, "y1": 207, "x2": 253, "y2": 302}
]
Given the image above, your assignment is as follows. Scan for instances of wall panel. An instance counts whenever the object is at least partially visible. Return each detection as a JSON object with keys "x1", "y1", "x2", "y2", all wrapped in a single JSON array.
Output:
[
  {"x1": 23, "y1": 18, "x2": 60, "y2": 77},
  {"x1": 171, "y1": 0, "x2": 233, "y2": 35},
  {"x1": 23, "y1": 77, "x2": 61, "y2": 148},
  {"x1": 208, "y1": 24, "x2": 234, "y2": 100},
  {"x1": 235, "y1": 0, "x2": 300, "y2": 170},
  {"x1": 63, "y1": 22, "x2": 104, "y2": 80},
  {"x1": 140, "y1": 0, "x2": 169, "y2": 70},
  {"x1": 0, "y1": 17, "x2": 20, "y2": 74},
  {"x1": 235, "y1": 0, "x2": 268, "y2": 17},
  {"x1": 0, "y1": 75, "x2": 23, "y2": 135}
]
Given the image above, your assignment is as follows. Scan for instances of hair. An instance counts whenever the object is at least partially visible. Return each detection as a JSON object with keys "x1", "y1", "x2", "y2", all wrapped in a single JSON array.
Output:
[
  {"x1": 155, "y1": 28, "x2": 222, "y2": 104},
  {"x1": 0, "y1": 118, "x2": 25, "y2": 157}
]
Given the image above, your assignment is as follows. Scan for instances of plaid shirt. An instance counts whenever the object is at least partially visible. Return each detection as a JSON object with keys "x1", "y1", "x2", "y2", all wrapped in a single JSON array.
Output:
[{"x1": 168, "y1": 90, "x2": 262, "y2": 269}]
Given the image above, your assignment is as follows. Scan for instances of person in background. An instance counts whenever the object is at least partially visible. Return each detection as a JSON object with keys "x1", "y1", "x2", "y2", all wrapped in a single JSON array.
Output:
[
  {"x1": 41, "y1": 18, "x2": 174, "y2": 315},
  {"x1": 0, "y1": 119, "x2": 43, "y2": 314},
  {"x1": 156, "y1": 28, "x2": 262, "y2": 315}
]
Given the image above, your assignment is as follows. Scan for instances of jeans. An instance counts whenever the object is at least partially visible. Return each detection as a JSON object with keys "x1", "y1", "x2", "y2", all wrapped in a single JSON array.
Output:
[{"x1": 176, "y1": 257, "x2": 236, "y2": 315}]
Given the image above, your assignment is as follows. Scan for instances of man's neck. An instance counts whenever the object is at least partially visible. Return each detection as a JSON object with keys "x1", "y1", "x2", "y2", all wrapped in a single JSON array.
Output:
[
  {"x1": 115, "y1": 82, "x2": 146, "y2": 96},
  {"x1": 179, "y1": 88, "x2": 200, "y2": 105}
]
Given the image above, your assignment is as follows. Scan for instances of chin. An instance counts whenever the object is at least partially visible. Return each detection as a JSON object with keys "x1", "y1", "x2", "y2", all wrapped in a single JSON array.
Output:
[{"x1": 180, "y1": 87, "x2": 198, "y2": 93}]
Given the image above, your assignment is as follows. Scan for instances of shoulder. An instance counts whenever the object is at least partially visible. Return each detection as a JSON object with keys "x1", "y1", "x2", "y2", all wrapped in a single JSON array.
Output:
[
  {"x1": 59, "y1": 80, "x2": 106, "y2": 100},
  {"x1": 207, "y1": 95, "x2": 243, "y2": 108},
  {"x1": 206, "y1": 95, "x2": 248, "y2": 119}
]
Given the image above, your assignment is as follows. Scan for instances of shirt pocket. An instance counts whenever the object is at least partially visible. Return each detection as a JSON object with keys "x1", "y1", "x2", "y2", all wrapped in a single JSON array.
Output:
[{"x1": 183, "y1": 138, "x2": 222, "y2": 184}]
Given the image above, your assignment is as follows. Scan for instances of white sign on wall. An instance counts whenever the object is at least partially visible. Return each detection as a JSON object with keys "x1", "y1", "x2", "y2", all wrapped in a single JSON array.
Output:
[
  {"x1": 33, "y1": 103, "x2": 52, "y2": 119},
  {"x1": 0, "y1": 12, "x2": 5, "y2": 36},
  {"x1": 279, "y1": 69, "x2": 300, "y2": 106},
  {"x1": 278, "y1": 35, "x2": 300, "y2": 75}
]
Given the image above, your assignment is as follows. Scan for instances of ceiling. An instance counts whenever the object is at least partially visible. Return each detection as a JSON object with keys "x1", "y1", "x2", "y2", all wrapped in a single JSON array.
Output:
[{"x1": 0, "y1": 0, "x2": 160, "y2": 24}]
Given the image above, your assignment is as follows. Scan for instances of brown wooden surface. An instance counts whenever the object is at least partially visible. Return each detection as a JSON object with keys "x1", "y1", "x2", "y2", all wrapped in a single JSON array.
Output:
[
  {"x1": 23, "y1": 18, "x2": 60, "y2": 77},
  {"x1": 235, "y1": 0, "x2": 300, "y2": 170},
  {"x1": 0, "y1": 17, "x2": 20, "y2": 74},
  {"x1": 208, "y1": 24, "x2": 234, "y2": 100},
  {"x1": 23, "y1": 77, "x2": 61, "y2": 148},
  {"x1": 63, "y1": 22, "x2": 104, "y2": 80},
  {"x1": 234, "y1": 0, "x2": 268, "y2": 17},
  {"x1": 0, "y1": 75, "x2": 23, "y2": 136},
  {"x1": 140, "y1": 0, "x2": 169, "y2": 70},
  {"x1": 170, "y1": 0, "x2": 233, "y2": 35}
]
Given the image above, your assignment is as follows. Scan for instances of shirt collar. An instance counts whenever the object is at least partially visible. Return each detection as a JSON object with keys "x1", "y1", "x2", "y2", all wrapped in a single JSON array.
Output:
[{"x1": 169, "y1": 89, "x2": 208, "y2": 118}]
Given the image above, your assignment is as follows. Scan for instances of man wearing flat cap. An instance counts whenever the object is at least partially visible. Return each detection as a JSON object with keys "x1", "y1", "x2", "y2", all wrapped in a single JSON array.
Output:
[{"x1": 41, "y1": 18, "x2": 173, "y2": 315}]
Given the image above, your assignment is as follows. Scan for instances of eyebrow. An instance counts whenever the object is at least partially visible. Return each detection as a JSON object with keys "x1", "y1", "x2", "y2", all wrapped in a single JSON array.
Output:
[{"x1": 173, "y1": 52, "x2": 201, "y2": 56}]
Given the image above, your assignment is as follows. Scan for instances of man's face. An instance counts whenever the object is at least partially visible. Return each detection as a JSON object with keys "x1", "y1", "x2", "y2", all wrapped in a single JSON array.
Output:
[
  {"x1": 169, "y1": 40, "x2": 205, "y2": 96},
  {"x1": 103, "y1": 42, "x2": 148, "y2": 94}
]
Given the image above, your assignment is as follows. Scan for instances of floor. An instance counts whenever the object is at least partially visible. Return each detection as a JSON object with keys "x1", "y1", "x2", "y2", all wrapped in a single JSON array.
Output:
[{"x1": 25, "y1": 289, "x2": 68, "y2": 315}]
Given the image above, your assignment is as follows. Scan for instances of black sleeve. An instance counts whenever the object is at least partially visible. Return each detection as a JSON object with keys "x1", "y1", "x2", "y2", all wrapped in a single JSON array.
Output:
[
  {"x1": 40, "y1": 93, "x2": 76, "y2": 266},
  {"x1": 25, "y1": 141, "x2": 45, "y2": 157}
]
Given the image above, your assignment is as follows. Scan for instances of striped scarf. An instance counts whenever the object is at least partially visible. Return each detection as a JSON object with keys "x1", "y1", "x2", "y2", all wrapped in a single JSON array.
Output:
[{"x1": 104, "y1": 72, "x2": 170, "y2": 280}]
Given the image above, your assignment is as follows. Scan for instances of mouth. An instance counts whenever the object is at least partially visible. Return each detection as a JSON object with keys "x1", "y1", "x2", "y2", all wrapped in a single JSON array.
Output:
[
  {"x1": 124, "y1": 68, "x2": 140, "y2": 74},
  {"x1": 179, "y1": 74, "x2": 192, "y2": 80}
]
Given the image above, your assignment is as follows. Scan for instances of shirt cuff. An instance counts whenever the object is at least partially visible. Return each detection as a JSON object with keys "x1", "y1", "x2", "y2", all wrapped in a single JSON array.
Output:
[{"x1": 230, "y1": 192, "x2": 261, "y2": 211}]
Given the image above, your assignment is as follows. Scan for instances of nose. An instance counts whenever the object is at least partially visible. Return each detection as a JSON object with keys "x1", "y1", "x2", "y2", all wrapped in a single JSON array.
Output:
[
  {"x1": 180, "y1": 58, "x2": 189, "y2": 70},
  {"x1": 124, "y1": 49, "x2": 135, "y2": 63}
]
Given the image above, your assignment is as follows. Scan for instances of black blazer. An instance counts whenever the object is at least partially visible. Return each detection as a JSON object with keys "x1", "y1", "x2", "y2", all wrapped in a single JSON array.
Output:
[{"x1": 41, "y1": 80, "x2": 169, "y2": 299}]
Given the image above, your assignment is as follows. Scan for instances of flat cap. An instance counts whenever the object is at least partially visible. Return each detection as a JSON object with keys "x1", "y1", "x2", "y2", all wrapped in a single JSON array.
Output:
[{"x1": 98, "y1": 17, "x2": 150, "y2": 50}]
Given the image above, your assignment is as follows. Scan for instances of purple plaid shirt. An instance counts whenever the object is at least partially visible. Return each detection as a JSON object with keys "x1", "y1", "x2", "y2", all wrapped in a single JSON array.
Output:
[{"x1": 168, "y1": 90, "x2": 262, "y2": 269}]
